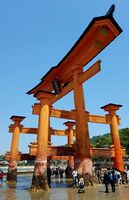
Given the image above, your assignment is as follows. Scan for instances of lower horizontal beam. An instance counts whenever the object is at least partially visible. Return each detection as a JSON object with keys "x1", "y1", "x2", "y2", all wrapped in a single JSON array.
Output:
[{"x1": 5, "y1": 146, "x2": 125, "y2": 161}]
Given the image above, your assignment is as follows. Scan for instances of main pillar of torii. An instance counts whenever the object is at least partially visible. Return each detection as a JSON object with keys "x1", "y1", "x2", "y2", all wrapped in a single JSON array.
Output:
[
  {"x1": 73, "y1": 67, "x2": 92, "y2": 176},
  {"x1": 30, "y1": 91, "x2": 53, "y2": 191}
]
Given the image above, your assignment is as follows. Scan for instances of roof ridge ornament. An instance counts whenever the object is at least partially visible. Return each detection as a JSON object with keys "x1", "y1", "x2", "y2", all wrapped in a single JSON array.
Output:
[{"x1": 106, "y1": 4, "x2": 115, "y2": 16}]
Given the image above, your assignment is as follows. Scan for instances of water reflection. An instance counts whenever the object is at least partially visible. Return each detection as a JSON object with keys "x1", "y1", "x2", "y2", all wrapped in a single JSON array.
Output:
[
  {"x1": 5, "y1": 188, "x2": 16, "y2": 200},
  {"x1": 68, "y1": 189, "x2": 78, "y2": 200},
  {"x1": 118, "y1": 186, "x2": 129, "y2": 200},
  {"x1": 30, "y1": 190, "x2": 50, "y2": 200},
  {"x1": 52, "y1": 178, "x2": 68, "y2": 188},
  {"x1": 6, "y1": 181, "x2": 17, "y2": 189},
  {"x1": 0, "y1": 179, "x2": 3, "y2": 187},
  {"x1": 0, "y1": 175, "x2": 129, "y2": 200}
]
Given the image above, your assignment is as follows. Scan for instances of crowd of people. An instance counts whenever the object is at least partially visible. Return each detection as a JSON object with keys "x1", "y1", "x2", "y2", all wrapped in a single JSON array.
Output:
[
  {"x1": 94, "y1": 165, "x2": 129, "y2": 193},
  {"x1": 103, "y1": 168, "x2": 119, "y2": 193},
  {"x1": 47, "y1": 166, "x2": 85, "y2": 192},
  {"x1": 48, "y1": 164, "x2": 129, "y2": 194},
  {"x1": 50, "y1": 167, "x2": 65, "y2": 178}
]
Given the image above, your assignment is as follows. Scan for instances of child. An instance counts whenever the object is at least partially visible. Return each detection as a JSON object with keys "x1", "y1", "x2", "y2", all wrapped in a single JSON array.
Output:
[{"x1": 78, "y1": 177, "x2": 85, "y2": 193}]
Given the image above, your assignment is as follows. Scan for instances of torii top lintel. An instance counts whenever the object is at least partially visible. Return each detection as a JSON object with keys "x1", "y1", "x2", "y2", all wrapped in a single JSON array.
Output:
[{"x1": 27, "y1": 9, "x2": 122, "y2": 96}]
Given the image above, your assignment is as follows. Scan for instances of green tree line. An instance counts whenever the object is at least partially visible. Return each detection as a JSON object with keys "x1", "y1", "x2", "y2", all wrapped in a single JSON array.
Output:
[{"x1": 90, "y1": 128, "x2": 129, "y2": 155}]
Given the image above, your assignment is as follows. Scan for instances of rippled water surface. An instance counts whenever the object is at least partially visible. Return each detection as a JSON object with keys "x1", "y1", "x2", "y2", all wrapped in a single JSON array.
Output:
[{"x1": 0, "y1": 175, "x2": 129, "y2": 200}]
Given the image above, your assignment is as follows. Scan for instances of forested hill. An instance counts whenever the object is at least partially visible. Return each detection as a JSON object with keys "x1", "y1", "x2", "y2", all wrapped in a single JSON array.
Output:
[{"x1": 90, "y1": 128, "x2": 129, "y2": 155}]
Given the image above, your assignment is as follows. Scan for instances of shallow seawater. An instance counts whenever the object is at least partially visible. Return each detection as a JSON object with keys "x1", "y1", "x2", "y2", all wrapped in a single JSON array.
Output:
[{"x1": 0, "y1": 175, "x2": 129, "y2": 200}]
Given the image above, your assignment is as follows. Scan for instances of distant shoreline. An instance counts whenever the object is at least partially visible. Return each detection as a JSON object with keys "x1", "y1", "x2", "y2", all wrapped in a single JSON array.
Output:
[
  {"x1": 4, "y1": 171, "x2": 34, "y2": 175},
  {"x1": 0, "y1": 166, "x2": 34, "y2": 175}
]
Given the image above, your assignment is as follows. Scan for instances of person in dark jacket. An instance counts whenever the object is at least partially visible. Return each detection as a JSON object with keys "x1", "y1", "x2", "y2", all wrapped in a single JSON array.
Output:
[
  {"x1": 109, "y1": 169, "x2": 116, "y2": 192},
  {"x1": 103, "y1": 170, "x2": 110, "y2": 193}
]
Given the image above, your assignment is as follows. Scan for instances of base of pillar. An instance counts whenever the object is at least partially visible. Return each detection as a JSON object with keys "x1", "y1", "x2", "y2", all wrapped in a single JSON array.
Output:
[
  {"x1": 30, "y1": 172, "x2": 49, "y2": 191},
  {"x1": 74, "y1": 157, "x2": 98, "y2": 186},
  {"x1": 113, "y1": 157, "x2": 124, "y2": 172},
  {"x1": 75, "y1": 157, "x2": 93, "y2": 174},
  {"x1": 113, "y1": 163, "x2": 124, "y2": 173},
  {"x1": 7, "y1": 168, "x2": 17, "y2": 182}
]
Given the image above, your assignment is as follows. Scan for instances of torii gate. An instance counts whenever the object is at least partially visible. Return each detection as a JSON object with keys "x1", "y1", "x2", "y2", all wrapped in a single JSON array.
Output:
[
  {"x1": 6, "y1": 6, "x2": 124, "y2": 190},
  {"x1": 6, "y1": 105, "x2": 125, "y2": 161}
]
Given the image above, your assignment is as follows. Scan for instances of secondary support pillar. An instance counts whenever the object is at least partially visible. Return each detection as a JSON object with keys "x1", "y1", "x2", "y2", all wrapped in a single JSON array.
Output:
[
  {"x1": 73, "y1": 67, "x2": 92, "y2": 176},
  {"x1": 7, "y1": 116, "x2": 25, "y2": 182},
  {"x1": 101, "y1": 103, "x2": 124, "y2": 172},
  {"x1": 31, "y1": 91, "x2": 53, "y2": 191},
  {"x1": 64, "y1": 121, "x2": 75, "y2": 177}
]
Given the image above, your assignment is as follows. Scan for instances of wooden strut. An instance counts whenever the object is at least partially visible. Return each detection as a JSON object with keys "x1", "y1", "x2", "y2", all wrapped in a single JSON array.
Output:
[
  {"x1": 9, "y1": 125, "x2": 72, "y2": 136},
  {"x1": 32, "y1": 106, "x2": 121, "y2": 125},
  {"x1": 9, "y1": 109, "x2": 121, "y2": 136}
]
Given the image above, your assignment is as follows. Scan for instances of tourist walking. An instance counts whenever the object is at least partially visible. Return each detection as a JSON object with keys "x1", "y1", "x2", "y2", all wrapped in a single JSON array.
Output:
[
  {"x1": 115, "y1": 170, "x2": 121, "y2": 185},
  {"x1": 126, "y1": 169, "x2": 129, "y2": 183},
  {"x1": 109, "y1": 169, "x2": 116, "y2": 192},
  {"x1": 96, "y1": 169, "x2": 102, "y2": 183},
  {"x1": 60, "y1": 168, "x2": 64, "y2": 178},
  {"x1": 103, "y1": 170, "x2": 110, "y2": 193},
  {"x1": 122, "y1": 170, "x2": 127, "y2": 184},
  {"x1": 72, "y1": 169, "x2": 78, "y2": 187}
]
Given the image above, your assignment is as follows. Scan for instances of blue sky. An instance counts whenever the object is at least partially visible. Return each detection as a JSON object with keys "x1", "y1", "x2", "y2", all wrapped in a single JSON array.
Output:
[{"x1": 0, "y1": 1, "x2": 129, "y2": 154}]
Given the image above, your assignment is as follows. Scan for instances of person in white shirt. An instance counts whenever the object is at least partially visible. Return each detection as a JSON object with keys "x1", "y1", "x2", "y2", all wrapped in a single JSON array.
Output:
[{"x1": 72, "y1": 169, "x2": 78, "y2": 187}]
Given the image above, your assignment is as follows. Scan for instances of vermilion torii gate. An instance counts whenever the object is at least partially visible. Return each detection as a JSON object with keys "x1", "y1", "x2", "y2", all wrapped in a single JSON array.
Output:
[
  {"x1": 6, "y1": 104, "x2": 125, "y2": 182},
  {"x1": 6, "y1": 6, "x2": 125, "y2": 190}
]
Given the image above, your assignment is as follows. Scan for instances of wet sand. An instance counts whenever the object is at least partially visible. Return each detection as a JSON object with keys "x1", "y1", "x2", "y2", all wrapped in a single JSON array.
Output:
[{"x1": 0, "y1": 175, "x2": 129, "y2": 200}]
